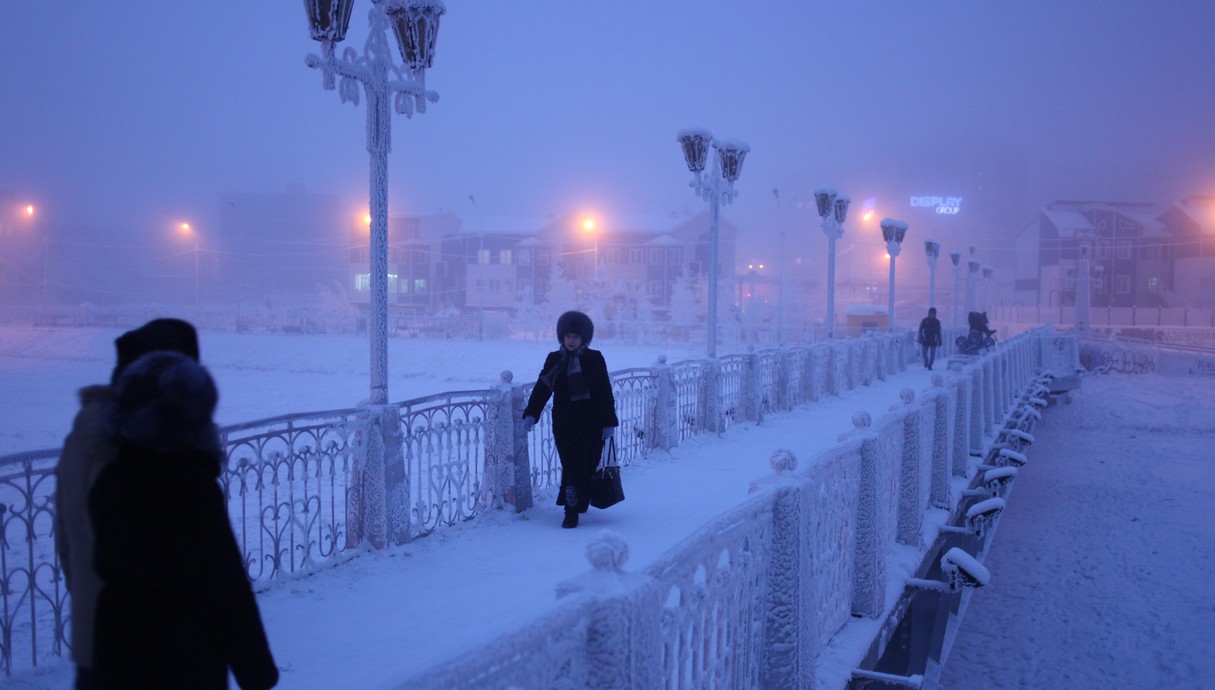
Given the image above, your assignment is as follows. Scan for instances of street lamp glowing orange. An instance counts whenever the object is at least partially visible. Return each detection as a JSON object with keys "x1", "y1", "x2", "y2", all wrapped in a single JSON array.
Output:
[
  {"x1": 25, "y1": 205, "x2": 35, "y2": 217},
  {"x1": 862, "y1": 210, "x2": 874, "y2": 222},
  {"x1": 581, "y1": 217, "x2": 595, "y2": 233}
]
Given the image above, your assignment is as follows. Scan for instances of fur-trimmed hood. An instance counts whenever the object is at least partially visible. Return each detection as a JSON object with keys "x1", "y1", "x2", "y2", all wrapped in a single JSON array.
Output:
[{"x1": 105, "y1": 351, "x2": 221, "y2": 456}]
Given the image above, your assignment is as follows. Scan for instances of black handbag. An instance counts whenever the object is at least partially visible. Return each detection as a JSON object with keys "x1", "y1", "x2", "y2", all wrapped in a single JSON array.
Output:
[{"x1": 589, "y1": 437, "x2": 625, "y2": 509}]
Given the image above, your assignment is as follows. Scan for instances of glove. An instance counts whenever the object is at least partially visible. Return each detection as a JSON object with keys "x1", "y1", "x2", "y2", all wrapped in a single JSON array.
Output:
[
  {"x1": 602, "y1": 427, "x2": 616, "y2": 440},
  {"x1": 521, "y1": 416, "x2": 536, "y2": 433}
]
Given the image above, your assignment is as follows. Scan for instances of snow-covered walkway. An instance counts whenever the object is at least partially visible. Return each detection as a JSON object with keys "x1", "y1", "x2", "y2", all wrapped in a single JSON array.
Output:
[{"x1": 250, "y1": 363, "x2": 942, "y2": 689}]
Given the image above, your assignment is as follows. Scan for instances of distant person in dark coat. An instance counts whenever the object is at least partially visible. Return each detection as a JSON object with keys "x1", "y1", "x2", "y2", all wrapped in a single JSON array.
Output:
[
  {"x1": 918, "y1": 307, "x2": 943, "y2": 370},
  {"x1": 521, "y1": 310, "x2": 619, "y2": 529},
  {"x1": 88, "y1": 321, "x2": 278, "y2": 690},
  {"x1": 55, "y1": 318, "x2": 204, "y2": 689}
]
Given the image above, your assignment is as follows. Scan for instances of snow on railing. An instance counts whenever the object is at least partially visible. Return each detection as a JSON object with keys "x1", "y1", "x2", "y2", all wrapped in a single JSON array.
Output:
[
  {"x1": 0, "y1": 328, "x2": 927, "y2": 677},
  {"x1": 385, "y1": 329, "x2": 1067, "y2": 689}
]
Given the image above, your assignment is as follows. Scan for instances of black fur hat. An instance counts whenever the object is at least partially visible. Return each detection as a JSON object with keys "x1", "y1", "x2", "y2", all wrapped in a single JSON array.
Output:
[
  {"x1": 113, "y1": 318, "x2": 201, "y2": 384},
  {"x1": 556, "y1": 310, "x2": 594, "y2": 345}
]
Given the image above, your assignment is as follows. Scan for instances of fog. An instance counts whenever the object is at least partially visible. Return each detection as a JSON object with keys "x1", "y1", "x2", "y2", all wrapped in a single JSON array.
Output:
[{"x1": 2, "y1": 0, "x2": 1213, "y2": 311}]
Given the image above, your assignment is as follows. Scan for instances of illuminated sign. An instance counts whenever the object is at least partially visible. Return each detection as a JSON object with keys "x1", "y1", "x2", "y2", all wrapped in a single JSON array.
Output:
[{"x1": 910, "y1": 196, "x2": 962, "y2": 215}]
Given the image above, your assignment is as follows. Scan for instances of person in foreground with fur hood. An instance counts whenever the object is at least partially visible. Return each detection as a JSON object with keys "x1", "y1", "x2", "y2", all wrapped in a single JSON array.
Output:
[
  {"x1": 79, "y1": 319, "x2": 278, "y2": 689},
  {"x1": 521, "y1": 310, "x2": 619, "y2": 528}
]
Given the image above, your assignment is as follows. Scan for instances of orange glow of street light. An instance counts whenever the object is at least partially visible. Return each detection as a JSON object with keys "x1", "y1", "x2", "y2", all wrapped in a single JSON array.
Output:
[
  {"x1": 581, "y1": 217, "x2": 596, "y2": 233},
  {"x1": 862, "y1": 210, "x2": 874, "y2": 222},
  {"x1": 25, "y1": 205, "x2": 35, "y2": 217}
]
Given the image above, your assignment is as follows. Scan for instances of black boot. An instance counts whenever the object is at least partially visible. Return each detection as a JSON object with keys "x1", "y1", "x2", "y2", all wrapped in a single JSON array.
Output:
[{"x1": 562, "y1": 508, "x2": 579, "y2": 529}]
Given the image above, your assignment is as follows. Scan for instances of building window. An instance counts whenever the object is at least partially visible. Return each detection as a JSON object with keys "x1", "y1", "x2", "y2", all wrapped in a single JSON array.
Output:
[
  {"x1": 499, "y1": 249, "x2": 512, "y2": 265},
  {"x1": 669, "y1": 248, "x2": 682, "y2": 264},
  {"x1": 1115, "y1": 274, "x2": 1131, "y2": 294},
  {"x1": 607, "y1": 248, "x2": 621, "y2": 264},
  {"x1": 490, "y1": 279, "x2": 502, "y2": 292},
  {"x1": 477, "y1": 249, "x2": 491, "y2": 264},
  {"x1": 650, "y1": 248, "x2": 663, "y2": 265},
  {"x1": 629, "y1": 248, "x2": 642, "y2": 264},
  {"x1": 1095, "y1": 242, "x2": 1111, "y2": 260},
  {"x1": 518, "y1": 249, "x2": 531, "y2": 265},
  {"x1": 1115, "y1": 240, "x2": 1132, "y2": 260},
  {"x1": 414, "y1": 279, "x2": 428, "y2": 294},
  {"x1": 355, "y1": 273, "x2": 370, "y2": 292},
  {"x1": 648, "y1": 280, "x2": 663, "y2": 297},
  {"x1": 1147, "y1": 277, "x2": 1160, "y2": 292}
]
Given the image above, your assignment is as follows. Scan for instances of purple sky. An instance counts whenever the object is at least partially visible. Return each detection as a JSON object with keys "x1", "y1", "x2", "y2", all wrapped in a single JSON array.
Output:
[{"x1": 2, "y1": 1, "x2": 1213, "y2": 261}]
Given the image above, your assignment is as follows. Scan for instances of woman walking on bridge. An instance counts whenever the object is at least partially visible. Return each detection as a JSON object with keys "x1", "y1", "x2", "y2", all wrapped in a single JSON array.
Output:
[{"x1": 521, "y1": 310, "x2": 618, "y2": 529}]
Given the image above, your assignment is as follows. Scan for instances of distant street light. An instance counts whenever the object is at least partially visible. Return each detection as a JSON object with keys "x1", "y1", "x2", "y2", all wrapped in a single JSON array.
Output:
[
  {"x1": 881, "y1": 218, "x2": 908, "y2": 332},
  {"x1": 949, "y1": 250, "x2": 962, "y2": 329},
  {"x1": 924, "y1": 239, "x2": 941, "y2": 309},
  {"x1": 180, "y1": 222, "x2": 199, "y2": 304},
  {"x1": 676, "y1": 128, "x2": 749, "y2": 358},
  {"x1": 965, "y1": 246, "x2": 980, "y2": 316},
  {"x1": 303, "y1": 0, "x2": 444, "y2": 405},
  {"x1": 814, "y1": 186, "x2": 851, "y2": 339}
]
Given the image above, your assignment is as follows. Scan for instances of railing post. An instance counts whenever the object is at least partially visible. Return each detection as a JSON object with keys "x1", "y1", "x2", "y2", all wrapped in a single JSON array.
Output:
[
  {"x1": 928, "y1": 377, "x2": 953, "y2": 506},
  {"x1": 486, "y1": 371, "x2": 534, "y2": 512},
  {"x1": 896, "y1": 390, "x2": 924, "y2": 548},
  {"x1": 851, "y1": 412, "x2": 891, "y2": 619},
  {"x1": 704, "y1": 358, "x2": 723, "y2": 433},
  {"x1": 556, "y1": 532, "x2": 663, "y2": 690},
  {"x1": 742, "y1": 346, "x2": 762, "y2": 422},
  {"x1": 761, "y1": 451, "x2": 815, "y2": 690},
  {"x1": 348, "y1": 403, "x2": 410, "y2": 549},
  {"x1": 653, "y1": 355, "x2": 677, "y2": 451}
]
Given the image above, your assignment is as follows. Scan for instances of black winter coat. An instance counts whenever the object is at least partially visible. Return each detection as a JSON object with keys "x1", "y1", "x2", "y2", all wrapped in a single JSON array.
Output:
[
  {"x1": 523, "y1": 347, "x2": 618, "y2": 507},
  {"x1": 90, "y1": 352, "x2": 278, "y2": 690},
  {"x1": 918, "y1": 316, "x2": 943, "y2": 347}
]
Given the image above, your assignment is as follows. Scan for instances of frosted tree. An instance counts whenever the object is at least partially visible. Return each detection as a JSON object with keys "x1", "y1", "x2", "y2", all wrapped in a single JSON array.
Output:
[
  {"x1": 668, "y1": 268, "x2": 703, "y2": 335},
  {"x1": 543, "y1": 265, "x2": 580, "y2": 327}
]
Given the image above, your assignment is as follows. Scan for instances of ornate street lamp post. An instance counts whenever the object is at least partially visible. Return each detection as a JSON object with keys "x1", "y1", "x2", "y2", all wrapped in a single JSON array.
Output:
[
  {"x1": 303, "y1": 0, "x2": 444, "y2": 405},
  {"x1": 965, "y1": 246, "x2": 980, "y2": 317},
  {"x1": 676, "y1": 128, "x2": 749, "y2": 358},
  {"x1": 924, "y1": 239, "x2": 940, "y2": 310},
  {"x1": 881, "y1": 218, "x2": 908, "y2": 332},
  {"x1": 982, "y1": 264, "x2": 994, "y2": 312},
  {"x1": 949, "y1": 250, "x2": 962, "y2": 329},
  {"x1": 814, "y1": 186, "x2": 850, "y2": 339}
]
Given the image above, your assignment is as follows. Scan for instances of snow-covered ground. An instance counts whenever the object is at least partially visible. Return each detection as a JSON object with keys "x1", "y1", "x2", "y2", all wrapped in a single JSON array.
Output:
[{"x1": 3, "y1": 326, "x2": 1212, "y2": 689}]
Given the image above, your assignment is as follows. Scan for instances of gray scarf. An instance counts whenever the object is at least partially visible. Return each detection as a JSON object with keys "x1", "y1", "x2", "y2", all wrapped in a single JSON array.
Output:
[{"x1": 541, "y1": 347, "x2": 591, "y2": 402}]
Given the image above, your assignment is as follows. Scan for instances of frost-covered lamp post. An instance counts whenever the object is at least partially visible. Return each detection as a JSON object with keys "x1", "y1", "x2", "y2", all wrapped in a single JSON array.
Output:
[
  {"x1": 881, "y1": 218, "x2": 908, "y2": 332},
  {"x1": 924, "y1": 239, "x2": 940, "y2": 309},
  {"x1": 949, "y1": 250, "x2": 962, "y2": 329},
  {"x1": 676, "y1": 128, "x2": 749, "y2": 358},
  {"x1": 304, "y1": 0, "x2": 443, "y2": 405},
  {"x1": 965, "y1": 252, "x2": 980, "y2": 317},
  {"x1": 982, "y1": 264, "x2": 994, "y2": 313},
  {"x1": 1073, "y1": 245, "x2": 1103, "y2": 334},
  {"x1": 814, "y1": 186, "x2": 851, "y2": 339}
]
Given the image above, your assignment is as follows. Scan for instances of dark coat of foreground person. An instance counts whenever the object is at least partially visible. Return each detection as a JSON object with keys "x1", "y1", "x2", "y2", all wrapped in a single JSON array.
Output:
[
  {"x1": 522, "y1": 310, "x2": 619, "y2": 528},
  {"x1": 90, "y1": 348, "x2": 278, "y2": 689}
]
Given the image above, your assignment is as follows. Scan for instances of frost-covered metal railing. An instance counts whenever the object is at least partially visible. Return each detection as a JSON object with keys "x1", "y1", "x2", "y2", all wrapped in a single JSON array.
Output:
[
  {"x1": 218, "y1": 408, "x2": 363, "y2": 582},
  {"x1": 0, "y1": 450, "x2": 65, "y2": 679},
  {"x1": 0, "y1": 329, "x2": 924, "y2": 676},
  {"x1": 386, "y1": 329, "x2": 1070, "y2": 690},
  {"x1": 395, "y1": 390, "x2": 497, "y2": 538}
]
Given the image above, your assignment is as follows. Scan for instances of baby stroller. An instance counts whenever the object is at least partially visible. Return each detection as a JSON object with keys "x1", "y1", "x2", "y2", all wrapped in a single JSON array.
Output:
[{"x1": 956, "y1": 311, "x2": 997, "y2": 355}]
